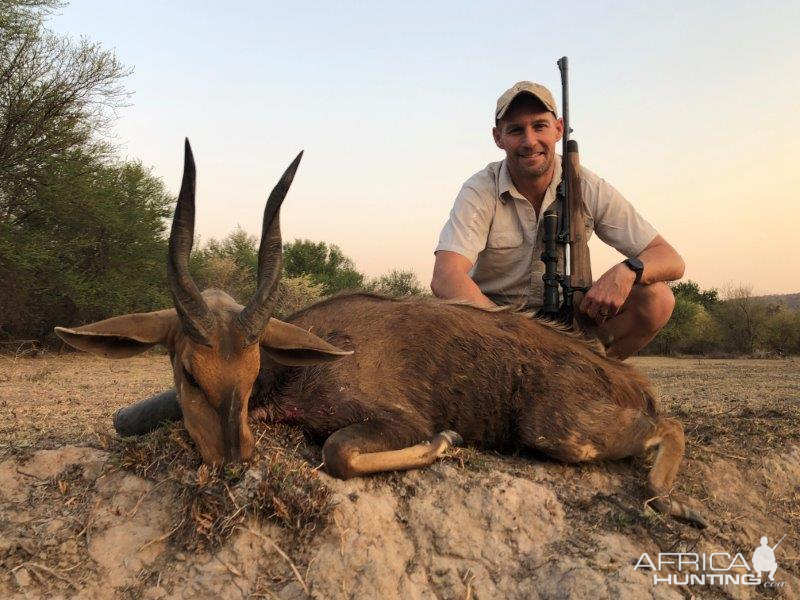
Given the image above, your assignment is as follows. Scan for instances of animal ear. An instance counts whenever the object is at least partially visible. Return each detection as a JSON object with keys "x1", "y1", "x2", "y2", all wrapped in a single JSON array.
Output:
[
  {"x1": 54, "y1": 309, "x2": 179, "y2": 359},
  {"x1": 260, "y1": 319, "x2": 353, "y2": 366}
]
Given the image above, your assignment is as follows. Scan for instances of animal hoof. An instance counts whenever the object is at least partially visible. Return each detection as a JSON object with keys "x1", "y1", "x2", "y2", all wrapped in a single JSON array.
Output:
[
  {"x1": 440, "y1": 430, "x2": 463, "y2": 447},
  {"x1": 685, "y1": 508, "x2": 709, "y2": 529}
]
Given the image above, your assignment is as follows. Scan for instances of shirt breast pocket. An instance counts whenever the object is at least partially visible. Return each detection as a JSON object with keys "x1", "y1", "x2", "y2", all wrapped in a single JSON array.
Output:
[{"x1": 486, "y1": 229, "x2": 523, "y2": 249}]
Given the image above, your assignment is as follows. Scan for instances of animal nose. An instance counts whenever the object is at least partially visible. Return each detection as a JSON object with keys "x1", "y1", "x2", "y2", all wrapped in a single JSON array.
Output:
[
  {"x1": 223, "y1": 445, "x2": 241, "y2": 464},
  {"x1": 220, "y1": 390, "x2": 243, "y2": 463}
]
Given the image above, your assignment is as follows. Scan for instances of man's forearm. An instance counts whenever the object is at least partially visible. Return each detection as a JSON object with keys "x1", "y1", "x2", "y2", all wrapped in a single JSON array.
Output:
[
  {"x1": 431, "y1": 271, "x2": 495, "y2": 308},
  {"x1": 636, "y1": 239, "x2": 685, "y2": 285}
]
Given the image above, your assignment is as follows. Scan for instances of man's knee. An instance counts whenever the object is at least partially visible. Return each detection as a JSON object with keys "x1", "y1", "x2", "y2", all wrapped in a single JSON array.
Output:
[{"x1": 631, "y1": 282, "x2": 674, "y2": 333}]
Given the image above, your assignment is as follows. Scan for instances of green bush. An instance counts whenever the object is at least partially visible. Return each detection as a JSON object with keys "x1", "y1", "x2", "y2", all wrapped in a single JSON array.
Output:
[
  {"x1": 1, "y1": 158, "x2": 173, "y2": 341},
  {"x1": 763, "y1": 307, "x2": 800, "y2": 355},
  {"x1": 650, "y1": 296, "x2": 703, "y2": 355},
  {"x1": 191, "y1": 228, "x2": 258, "y2": 304},
  {"x1": 274, "y1": 275, "x2": 326, "y2": 319},
  {"x1": 645, "y1": 281, "x2": 799, "y2": 356},
  {"x1": 369, "y1": 269, "x2": 427, "y2": 298}
]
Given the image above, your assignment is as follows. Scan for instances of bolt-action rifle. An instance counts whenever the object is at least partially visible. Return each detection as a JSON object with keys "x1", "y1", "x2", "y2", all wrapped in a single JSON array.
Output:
[{"x1": 539, "y1": 56, "x2": 593, "y2": 328}]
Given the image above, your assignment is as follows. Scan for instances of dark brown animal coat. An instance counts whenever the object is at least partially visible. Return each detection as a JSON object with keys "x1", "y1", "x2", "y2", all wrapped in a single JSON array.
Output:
[{"x1": 253, "y1": 293, "x2": 658, "y2": 466}]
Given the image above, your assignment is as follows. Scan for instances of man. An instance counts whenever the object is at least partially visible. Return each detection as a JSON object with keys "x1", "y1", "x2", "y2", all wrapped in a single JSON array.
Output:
[
  {"x1": 431, "y1": 81, "x2": 684, "y2": 359},
  {"x1": 752, "y1": 536, "x2": 779, "y2": 582}
]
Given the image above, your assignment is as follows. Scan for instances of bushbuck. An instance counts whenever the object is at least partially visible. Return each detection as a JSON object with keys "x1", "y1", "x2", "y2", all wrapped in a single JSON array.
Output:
[{"x1": 55, "y1": 141, "x2": 707, "y2": 528}]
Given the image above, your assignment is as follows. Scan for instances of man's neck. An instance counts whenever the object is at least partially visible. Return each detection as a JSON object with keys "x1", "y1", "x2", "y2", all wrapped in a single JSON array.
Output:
[{"x1": 507, "y1": 162, "x2": 555, "y2": 213}]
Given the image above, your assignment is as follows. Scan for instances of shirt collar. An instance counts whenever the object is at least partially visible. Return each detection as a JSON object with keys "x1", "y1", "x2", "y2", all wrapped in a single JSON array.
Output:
[{"x1": 498, "y1": 159, "x2": 522, "y2": 203}]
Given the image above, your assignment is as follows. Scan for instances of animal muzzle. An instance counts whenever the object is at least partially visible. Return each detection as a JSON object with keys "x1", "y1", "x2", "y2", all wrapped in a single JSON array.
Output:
[{"x1": 219, "y1": 389, "x2": 244, "y2": 463}]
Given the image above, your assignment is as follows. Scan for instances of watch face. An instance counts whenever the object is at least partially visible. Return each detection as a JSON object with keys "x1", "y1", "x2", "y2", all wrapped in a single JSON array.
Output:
[{"x1": 627, "y1": 258, "x2": 643, "y2": 271}]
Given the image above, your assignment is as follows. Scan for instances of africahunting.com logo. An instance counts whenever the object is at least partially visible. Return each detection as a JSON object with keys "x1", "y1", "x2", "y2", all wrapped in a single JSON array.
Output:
[{"x1": 634, "y1": 535, "x2": 788, "y2": 588}]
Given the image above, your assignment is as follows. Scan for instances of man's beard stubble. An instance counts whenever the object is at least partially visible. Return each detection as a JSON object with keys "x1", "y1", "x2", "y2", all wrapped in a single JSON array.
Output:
[{"x1": 523, "y1": 151, "x2": 553, "y2": 179}]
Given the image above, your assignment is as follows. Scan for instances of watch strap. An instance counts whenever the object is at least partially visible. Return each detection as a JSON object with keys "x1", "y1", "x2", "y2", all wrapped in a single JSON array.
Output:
[{"x1": 623, "y1": 258, "x2": 644, "y2": 284}]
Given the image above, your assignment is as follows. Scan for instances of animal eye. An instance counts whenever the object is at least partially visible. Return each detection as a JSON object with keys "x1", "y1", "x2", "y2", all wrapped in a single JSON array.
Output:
[{"x1": 183, "y1": 367, "x2": 200, "y2": 389}]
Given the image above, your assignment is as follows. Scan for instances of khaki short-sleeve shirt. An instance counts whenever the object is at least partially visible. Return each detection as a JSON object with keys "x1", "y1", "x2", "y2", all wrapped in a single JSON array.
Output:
[{"x1": 435, "y1": 156, "x2": 658, "y2": 307}]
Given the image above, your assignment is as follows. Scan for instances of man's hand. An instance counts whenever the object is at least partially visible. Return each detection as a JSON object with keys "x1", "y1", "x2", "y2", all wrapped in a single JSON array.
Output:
[
  {"x1": 580, "y1": 263, "x2": 636, "y2": 323},
  {"x1": 581, "y1": 235, "x2": 685, "y2": 324}
]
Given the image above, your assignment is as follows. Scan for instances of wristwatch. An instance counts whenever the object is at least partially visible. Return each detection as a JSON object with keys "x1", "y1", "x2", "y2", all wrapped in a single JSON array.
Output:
[{"x1": 623, "y1": 257, "x2": 644, "y2": 284}]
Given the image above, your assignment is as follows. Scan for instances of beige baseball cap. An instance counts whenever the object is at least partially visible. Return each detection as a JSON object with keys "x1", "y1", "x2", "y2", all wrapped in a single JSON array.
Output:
[{"x1": 495, "y1": 81, "x2": 558, "y2": 120}]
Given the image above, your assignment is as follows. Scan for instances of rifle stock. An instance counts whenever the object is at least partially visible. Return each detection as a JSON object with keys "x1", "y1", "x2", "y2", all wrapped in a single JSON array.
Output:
[{"x1": 566, "y1": 139, "x2": 593, "y2": 318}]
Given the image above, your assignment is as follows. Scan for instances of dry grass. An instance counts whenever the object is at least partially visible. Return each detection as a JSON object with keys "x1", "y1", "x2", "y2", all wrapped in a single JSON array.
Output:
[
  {"x1": 0, "y1": 350, "x2": 172, "y2": 454},
  {"x1": 633, "y1": 356, "x2": 800, "y2": 456},
  {"x1": 106, "y1": 422, "x2": 331, "y2": 551}
]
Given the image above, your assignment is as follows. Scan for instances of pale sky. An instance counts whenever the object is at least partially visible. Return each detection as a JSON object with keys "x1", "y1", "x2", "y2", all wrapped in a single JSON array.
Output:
[{"x1": 50, "y1": 1, "x2": 800, "y2": 294}]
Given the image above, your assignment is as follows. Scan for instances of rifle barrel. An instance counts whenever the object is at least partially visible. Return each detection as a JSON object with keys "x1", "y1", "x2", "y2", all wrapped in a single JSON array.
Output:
[
  {"x1": 772, "y1": 534, "x2": 787, "y2": 550},
  {"x1": 557, "y1": 56, "x2": 571, "y2": 268}
]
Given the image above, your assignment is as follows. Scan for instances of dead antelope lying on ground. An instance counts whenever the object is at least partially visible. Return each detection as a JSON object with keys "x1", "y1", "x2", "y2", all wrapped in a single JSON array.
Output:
[{"x1": 56, "y1": 141, "x2": 708, "y2": 528}]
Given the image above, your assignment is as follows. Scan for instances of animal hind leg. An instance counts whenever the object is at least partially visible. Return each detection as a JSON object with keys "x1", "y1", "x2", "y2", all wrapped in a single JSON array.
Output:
[
  {"x1": 322, "y1": 420, "x2": 463, "y2": 480},
  {"x1": 533, "y1": 410, "x2": 709, "y2": 528},
  {"x1": 645, "y1": 417, "x2": 708, "y2": 528}
]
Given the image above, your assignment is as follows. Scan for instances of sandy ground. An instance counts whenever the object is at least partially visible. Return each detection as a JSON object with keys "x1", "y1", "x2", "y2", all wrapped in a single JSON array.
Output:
[{"x1": 0, "y1": 353, "x2": 798, "y2": 599}]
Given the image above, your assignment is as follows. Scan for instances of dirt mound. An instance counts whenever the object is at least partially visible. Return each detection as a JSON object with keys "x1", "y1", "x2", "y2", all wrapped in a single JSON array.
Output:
[{"x1": 1, "y1": 434, "x2": 798, "y2": 599}]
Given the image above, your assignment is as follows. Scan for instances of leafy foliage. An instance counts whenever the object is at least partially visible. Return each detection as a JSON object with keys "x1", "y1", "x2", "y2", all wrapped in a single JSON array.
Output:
[
  {"x1": 670, "y1": 280, "x2": 720, "y2": 310},
  {"x1": 0, "y1": 1, "x2": 129, "y2": 210},
  {"x1": 283, "y1": 239, "x2": 365, "y2": 295},
  {"x1": 711, "y1": 285, "x2": 771, "y2": 355},
  {"x1": 188, "y1": 233, "x2": 330, "y2": 318},
  {"x1": 274, "y1": 275, "x2": 325, "y2": 319},
  {"x1": 1, "y1": 155, "x2": 173, "y2": 340}
]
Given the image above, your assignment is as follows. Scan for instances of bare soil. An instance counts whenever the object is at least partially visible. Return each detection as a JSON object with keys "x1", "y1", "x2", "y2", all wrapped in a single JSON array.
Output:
[{"x1": 0, "y1": 354, "x2": 798, "y2": 599}]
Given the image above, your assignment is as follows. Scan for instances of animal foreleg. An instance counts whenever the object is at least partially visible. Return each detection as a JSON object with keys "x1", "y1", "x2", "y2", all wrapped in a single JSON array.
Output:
[
  {"x1": 113, "y1": 389, "x2": 182, "y2": 436},
  {"x1": 322, "y1": 421, "x2": 462, "y2": 480},
  {"x1": 645, "y1": 418, "x2": 708, "y2": 528}
]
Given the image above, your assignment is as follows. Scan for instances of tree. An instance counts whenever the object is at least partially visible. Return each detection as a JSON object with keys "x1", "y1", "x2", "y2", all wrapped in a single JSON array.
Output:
[
  {"x1": 1, "y1": 156, "x2": 173, "y2": 340},
  {"x1": 0, "y1": 2, "x2": 167, "y2": 343},
  {"x1": 649, "y1": 296, "x2": 702, "y2": 355},
  {"x1": 1, "y1": 1, "x2": 129, "y2": 224},
  {"x1": 0, "y1": 1, "x2": 58, "y2": 37},
  {"x1": 282, "y1": 239, "x2": 365, "y2": 294},
  {"x1": 671, "y1": 280, "x2": 720, "y2": 310},
  {"x1": 189, "y1": 231, "x2": 328, "y2": 315},
  {"x1": 763, "y1": 306, "x2": 800, "y2": 356},
  {"x1": 713, "y1": 284, "x2": 770, "y2": 355}
]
